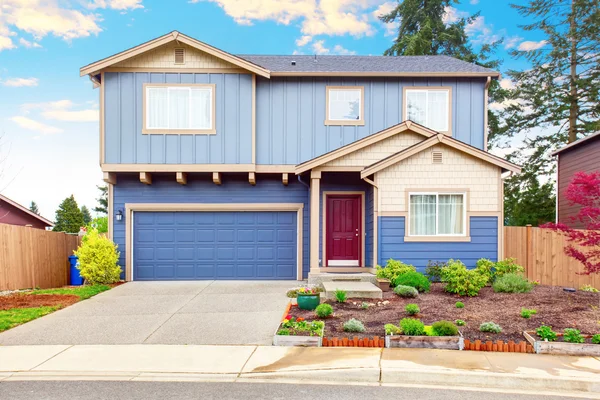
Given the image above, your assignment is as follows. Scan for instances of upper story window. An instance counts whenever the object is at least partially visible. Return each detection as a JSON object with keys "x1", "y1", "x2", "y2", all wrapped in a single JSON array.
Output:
[
  {"x1": 325, "y1": 86, "x2": 364, "y2": 126},
  {"x1": 404, "y1": 88, "x2": 451, "y2": 133},
  {"x1": 409, "y1": 192, "x2": 466, "y2": 236},
  {"x1": 143, "y1": 84, "x2": 215, "y2": 134}
]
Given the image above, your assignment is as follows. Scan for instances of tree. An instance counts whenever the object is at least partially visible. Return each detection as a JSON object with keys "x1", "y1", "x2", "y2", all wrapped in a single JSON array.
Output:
[
  {"x1": 93, "y1": 185, "x2": 108, "y2": 214},
  {"x1": 543, "y1": 171, "x2": 600, "y2": 275},
  {"x1": 504, "y1": 169, "x2": 556, "y2": 226},
  {"x1": 29, "y1": 201, "x2": 39, "y2": 215},
  {"x1": 81, "y1": 205, "x2": 92, "y2": 225},
  {"x1": 53, "y1": 195, "x2": 84, "y2": 234}
]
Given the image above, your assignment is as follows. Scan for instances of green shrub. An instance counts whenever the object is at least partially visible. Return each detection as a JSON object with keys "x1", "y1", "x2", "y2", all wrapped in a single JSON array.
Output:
[
  {"x1": 455, "y1": 319, "x2": 466, "y2": 326},
  {"x1": 343, "y1": 318, "x2": 366, "y2": 333},
  {"x1": 494, "y1": 258, "x2": 525, "y2": 279},
  {"x1": 563, "y1": 328, "x2": 585, "y2": 344},
  {"x1": 393, "y1": 271, "x2": 431, "y2": 293},
  {"x1": 315, "y1": 303, "x2": 333, "y2": 318},
  {"x1": 536, "y1": 325, "x2": 557, "y2": 341},
  {"x1": 393, "y1": 285, "x2": 419, "y2": 298},
  {"x1": 440, "y1": 259, "x2": 488, "y2": 297},
  {"x1": 432, "y1": 320, "x2": 459, "y2": 336},
  {"x1": 360, "y1": 301, "x2": 370, "y2": 310},
  {"x1": 520, "y1": 308, "x2": 537, "y2": 319},
  {"x1": 475, "y1": 258, "x2": 495, "y2": 283},
  {"x1": 375, "y1": 259, "x2": 416, "y2": 284},
  {"x1": 74, "y1": 229, "x2": 122, "y2": 285},
  {"x1": 425, "y1": 260, "x2": 446, "y2": 282},
  {"x1": 405, "y1": 304, "x2": 420, "y2": 315},
  {"x1": 479, "y1": 322, "x2": 502, "y2": 333},
  {"x1": 385, "y1": 323, "x2": 402, "y2": 335},
  {"x1": 580, "y1": 284, "x2": 599, "y2": 293},
  {"x1": 455, "y1": 301, "x2": 464, "y2": 309},
  {"x1": 400, "y1": 318, "x2": 425, "y2": 336},
  {"x1": 276, "y1": 328, "x2": 291, "y2": 335},
  {"x1": 492, "y1": 273, "x2": 533, "y2": 293},
  {"x1": 592, "y1": 334, "x2": 600, "y2": 344},
  {"x1": 335, "y1": 289, "x2": 347, "y2": 303}
]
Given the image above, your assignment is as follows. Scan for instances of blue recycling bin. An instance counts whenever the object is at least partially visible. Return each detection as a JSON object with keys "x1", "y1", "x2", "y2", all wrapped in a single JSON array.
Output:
[{"x1": 69, "y1": 255, "x2": 84, "y2": 286}]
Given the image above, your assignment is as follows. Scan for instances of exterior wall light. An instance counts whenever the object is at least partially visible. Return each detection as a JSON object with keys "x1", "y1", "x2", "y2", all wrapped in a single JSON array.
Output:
[{"x1": 116, "y1": 209, "x2": 123, "y2": 222}]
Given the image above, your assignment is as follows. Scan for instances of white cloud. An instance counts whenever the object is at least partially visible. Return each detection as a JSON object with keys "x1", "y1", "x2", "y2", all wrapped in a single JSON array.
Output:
[
  {"x1": 296, "y1": 35, "x2": 312, "y2": 47},
  {"x1": 312, "y1": 40, "x2": 329, "y2": 55},
  {"x1": 2, "y1": 77, "x2": 38, "y2": 87},
  {"x1": 470, "y1": 0, "x2": 479, "y2": 4},
  {"x1": 499, "y1": 78, "x2": 515, "y2": 90},
  {"x1": 9, "y1": 116, "x2": 63, "y2": 135},
  {"x1": 0, "y1": 35, "x2": 16, "y2": 50},
  {"x1": 504, "y1": 36, "x2": 522, "y2": 50},
  {"x1": 310, "y1": 40, "x2": 355, "y2": 55},
  {"x1": 18, "y1": 37, "x2": 42, "y2": 48},
  {"x1": 443, "y1": 6, "x2": 468, "y2": 24},
  {"x1": 88, "y1": 0, "x2": 144, "y2": 10},
  {"x1": 332, "y1": 44, "x2": 356, "y2": 55},
  {"x1": 372, "y1": 1, "x2": 398, "y2": 36},
  {"x1": 518, "y1": 40, "x2": 547, "y2": 51},
  {"x1": 20, "y1": 100, "x2": 99, "y2": 122}
]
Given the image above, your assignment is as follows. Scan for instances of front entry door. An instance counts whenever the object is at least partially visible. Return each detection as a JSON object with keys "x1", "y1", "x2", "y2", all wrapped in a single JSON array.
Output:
[{"x1": 326, "y1": 194, "x2": 361, "y2": 267}]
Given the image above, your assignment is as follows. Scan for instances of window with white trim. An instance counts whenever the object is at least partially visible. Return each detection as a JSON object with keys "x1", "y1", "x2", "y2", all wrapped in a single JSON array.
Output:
[
  {"x1": 409, "y1": 193, "x2": 466, "y2": 236},
  {"x1": 405, "y1": 89, "x2": 450, "y2": 132},
  {"x1": 145, "y1": 85, "x2": 214, "y2": 132},
  {"x1": 326, "y1": 86, "x2": 363, "y2": 124}
]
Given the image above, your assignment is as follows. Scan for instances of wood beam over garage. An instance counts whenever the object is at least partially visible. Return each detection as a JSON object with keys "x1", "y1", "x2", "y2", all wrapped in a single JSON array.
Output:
[
  {"x1": 140, "y1": 172, "x2": 152, "y2": 185},
  {"x1": 176, "y1": 172, "x2": 187, "y2": 185},
  {"x1": 103, "y1": 172, "x2": 116, "y2": 185},
  {"x1": 282, "y1": 173, "x2": 289, "y2": 186},
  {"x1": 212, "y1": 172, "x2": 222, "y2": 185},
  {"x1": 249, "y1": 172, "x2": 256, "y2": 185}
]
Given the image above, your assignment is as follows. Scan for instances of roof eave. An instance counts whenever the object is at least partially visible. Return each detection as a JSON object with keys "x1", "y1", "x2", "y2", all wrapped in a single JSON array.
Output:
[{"x1": 270, "y1": 71, "x2": 500, "y2": 78}]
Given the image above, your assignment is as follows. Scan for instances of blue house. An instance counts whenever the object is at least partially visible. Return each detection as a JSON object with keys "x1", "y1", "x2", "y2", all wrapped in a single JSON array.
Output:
[{"x1": 81, "y1": 31, "x2": 520, "y2": 282}]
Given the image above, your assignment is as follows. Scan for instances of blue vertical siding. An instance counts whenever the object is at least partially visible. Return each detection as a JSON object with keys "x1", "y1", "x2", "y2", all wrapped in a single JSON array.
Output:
[
  {"x1": 104, "y1": 72, "x2": 252, "y2": 165},
  {"x1": 113, "y1": 174, "x2": 309, "y2": 279},
  {"x1": 379, "y1": 216, "x2": 498, "y2": 271}
]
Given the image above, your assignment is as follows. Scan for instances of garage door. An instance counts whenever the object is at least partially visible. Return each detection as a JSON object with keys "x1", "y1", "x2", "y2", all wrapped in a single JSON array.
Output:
[{"x1": 133, "y1": 211, "x2": 297, "y2": 280}]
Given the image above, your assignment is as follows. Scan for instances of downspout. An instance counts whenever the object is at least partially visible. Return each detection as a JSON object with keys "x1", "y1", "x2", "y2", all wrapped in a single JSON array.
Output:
[
  {"x1": 362, "y1": 176, "x2": 379, "y2": 269},
  {"x1": 297, "y1": 173, "x2": 310, "y2": 188},
  {"x1": 484, "y1": 76, "x2": 491, "y2": 150}
]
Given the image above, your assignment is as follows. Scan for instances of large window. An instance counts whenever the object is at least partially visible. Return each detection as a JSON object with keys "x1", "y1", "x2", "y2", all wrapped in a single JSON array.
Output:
[
  {"x1": 405, "y1": 88, "x2": 450, "y2": 132},
  {"x1": 143, "y1": 84, "x2": 215, "y2": 134},
  {"x1": 325, "y1": 86, "x2": 364, "y2": 125},
  {"x1": 409, "y1": 193, "x2": 465, "y2": 236}
]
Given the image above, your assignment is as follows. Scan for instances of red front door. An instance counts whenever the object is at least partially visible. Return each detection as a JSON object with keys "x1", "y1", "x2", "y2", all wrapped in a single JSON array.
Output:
[{"x1": 326, "y1": 194, "x2": 361, "y2": 267}]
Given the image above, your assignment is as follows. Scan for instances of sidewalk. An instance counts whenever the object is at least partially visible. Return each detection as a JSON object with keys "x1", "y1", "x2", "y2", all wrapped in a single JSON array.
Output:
[{"x1": 1, "y1": 345, "x2": 599, "y2": 396}]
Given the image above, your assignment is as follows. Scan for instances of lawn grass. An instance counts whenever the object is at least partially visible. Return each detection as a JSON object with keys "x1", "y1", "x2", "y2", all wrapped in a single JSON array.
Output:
[
  {"x1": 32, "y1": 284, "x2": 111, "y2": 300},
  {"x1": 0, "y1": 306, "x2": 59, "y2": 332}
]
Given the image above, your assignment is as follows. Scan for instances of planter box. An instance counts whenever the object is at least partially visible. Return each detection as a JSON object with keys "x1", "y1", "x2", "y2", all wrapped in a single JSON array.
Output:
[
  {"x1": 386, "y1": 332, "x2": 464, "y2": 350},
  {"x1": 377, "y1": 279, "x2": 391, "y2": 292},
  {"x1": 273, "y1": 334, "x2": 322, "y2": 347},
  {"x1": 524, "y1": 331, "x2": 600, "y2": 356}
]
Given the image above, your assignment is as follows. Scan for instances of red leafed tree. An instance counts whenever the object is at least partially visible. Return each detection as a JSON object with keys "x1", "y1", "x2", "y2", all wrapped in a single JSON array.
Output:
[{"x1": 543, "y1": 171, "x2": 600, "y2": 275}]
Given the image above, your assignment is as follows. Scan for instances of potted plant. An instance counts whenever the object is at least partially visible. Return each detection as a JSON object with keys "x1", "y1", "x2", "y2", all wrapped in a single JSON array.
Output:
[
  {"x1": 377, "y1": 278, "x2": 391, "y2": 291},
  {"x1": 295, "y1": 286, "x2": 322, "y2": 310}
]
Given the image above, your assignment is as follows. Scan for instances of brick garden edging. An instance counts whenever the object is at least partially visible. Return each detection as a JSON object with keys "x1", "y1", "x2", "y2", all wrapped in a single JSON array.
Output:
[
  {"x1": 322, "y1": 336, "x2": 385, "y2": 347},
  {"x1": 463, "y1": 339, "x2": 534, "y2": 353}
]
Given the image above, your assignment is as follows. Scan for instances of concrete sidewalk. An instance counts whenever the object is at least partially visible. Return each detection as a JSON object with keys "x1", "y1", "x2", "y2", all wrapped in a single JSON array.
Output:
[{"x1": 1, "y1": 346, "x2": 599, "y2": 396}]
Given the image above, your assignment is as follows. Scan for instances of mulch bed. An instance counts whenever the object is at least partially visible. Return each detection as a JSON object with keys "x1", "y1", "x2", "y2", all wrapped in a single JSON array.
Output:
[
  {"x1": 289, "y1": 283, "x2": 600, "y2": 342},
  {"x1": 0, "y1": 293, "x2": 80, "y2": 311}
]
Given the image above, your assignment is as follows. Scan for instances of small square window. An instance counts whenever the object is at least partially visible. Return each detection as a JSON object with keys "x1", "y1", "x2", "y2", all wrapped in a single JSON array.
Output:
[{"x1": 325, "y1": 86, "x2": 364, "y2": 126}]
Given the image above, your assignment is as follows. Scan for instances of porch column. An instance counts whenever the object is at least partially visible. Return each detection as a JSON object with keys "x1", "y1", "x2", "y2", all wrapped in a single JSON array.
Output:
[{"x1": 310, "y1": 170, "x2": 321, "y2": 273}]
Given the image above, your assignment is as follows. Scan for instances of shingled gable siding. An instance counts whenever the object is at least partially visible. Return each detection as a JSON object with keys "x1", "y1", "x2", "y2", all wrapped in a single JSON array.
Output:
[
  {"x1": 112, "y1": 174, "x2": 309, "y2": 279},
  {"x1": 255, "y1": 76, "x2": 486, "y2": 165},
  {"x1": 379, "y1": 216, "x2": 498, "y2": 271},
  {"x1": 104, "y1": 72, "x2": 252, "y2": 164}
]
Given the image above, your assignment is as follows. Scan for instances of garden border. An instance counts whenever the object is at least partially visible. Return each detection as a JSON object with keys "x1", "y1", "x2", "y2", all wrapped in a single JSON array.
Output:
[
  {"x1": 464, "y1": 339, "x2": 533, "y2": 353},
  {"x1": 524, "y1": 331, "x2": 600, "y2": 356}
]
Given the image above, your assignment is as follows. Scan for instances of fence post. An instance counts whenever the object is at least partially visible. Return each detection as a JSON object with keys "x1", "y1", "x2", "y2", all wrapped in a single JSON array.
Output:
[{"x1": 525, "y1": 224, "x2": 533, "y2": 280}]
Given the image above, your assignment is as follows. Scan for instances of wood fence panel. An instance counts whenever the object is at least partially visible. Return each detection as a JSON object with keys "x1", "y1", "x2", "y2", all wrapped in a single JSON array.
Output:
[
  {"x1": 0, "y1": 224, "x2": 81, "y2": 290},
  {"x1": 504, "y1": 225, "x2": 600, "y2": 288}
]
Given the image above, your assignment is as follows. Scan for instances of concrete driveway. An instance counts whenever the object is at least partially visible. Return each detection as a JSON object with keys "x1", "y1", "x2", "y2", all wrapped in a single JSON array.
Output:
[{"x1": 0, "y1": 281, "x2": 293, "y2": 346}]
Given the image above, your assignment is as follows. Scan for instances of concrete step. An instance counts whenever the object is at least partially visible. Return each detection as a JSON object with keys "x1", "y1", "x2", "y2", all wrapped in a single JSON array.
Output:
[
  {"x1": 322, "y1": 281, "x2": 382, "y2": 300},
  {"x1": 308, "y1": 273, "x2": 378, "y2": 286}
]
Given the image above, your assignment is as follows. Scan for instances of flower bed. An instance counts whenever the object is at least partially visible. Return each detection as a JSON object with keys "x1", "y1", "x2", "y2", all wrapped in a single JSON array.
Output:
[
  {"x1": 386, "y1": 333, "x2": 463, "y2": 350},
  {"x1": 523, "y1": 331, "x2": 600, "y2": 356},
  {"x1": 273, "y1": 307, "x2": 325, "y2": 347}
]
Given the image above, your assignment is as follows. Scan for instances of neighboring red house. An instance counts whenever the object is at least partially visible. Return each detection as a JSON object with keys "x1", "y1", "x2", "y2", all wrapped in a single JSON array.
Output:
[
  {"x1": 552, "y1": 131, "x2": 600, "y2": 228},
  {"x1": 0, "y1": 194, "x2": 54, "y2": 230}
]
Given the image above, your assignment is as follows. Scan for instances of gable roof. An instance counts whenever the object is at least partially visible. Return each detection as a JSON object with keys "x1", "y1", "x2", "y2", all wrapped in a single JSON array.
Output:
[
  {"x1": 360, "y1": 133, "x2": 521, "y2": 178},
  {"x1": 80, "y1": 31, "x2": 271, "y2": 78},
  {"x1": 239, "y1": 55, "x2": 499, "y2": 77},
  {"x1": 295, "y1": 121, "x2": 438, "y2": 174},
  {"x1": 0, "y1": 194, "x2": 54, "y2": 227},
  {"x1": 551, "y1": 131, "x2": 600, "y2": 156}
]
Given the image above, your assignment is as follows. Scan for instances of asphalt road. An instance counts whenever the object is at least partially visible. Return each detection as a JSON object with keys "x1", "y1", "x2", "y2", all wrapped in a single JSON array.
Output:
[{"x1": 0, "y1": 381, "x2": 586, "y2": 400}]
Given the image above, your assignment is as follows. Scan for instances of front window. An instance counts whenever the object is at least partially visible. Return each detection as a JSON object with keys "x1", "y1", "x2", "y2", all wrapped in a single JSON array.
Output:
[
  {"x1": 326, "y1": 86, "x2": 364, "y2": 125},
  {"x1": 409, "y1": 193, "x2": 465, "y2": 236},
  {"x1": 144, "y1": 84, "x2": 214, "y2": 133},
  {"x1": 405, "y1": 89, "x2": 450, "y2": 132}
]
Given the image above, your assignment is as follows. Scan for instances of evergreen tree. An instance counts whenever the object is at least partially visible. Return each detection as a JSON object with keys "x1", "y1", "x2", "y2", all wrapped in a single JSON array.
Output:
[
  {"x1": 29, "y1": 201, "x2": 39, "y2": 215},
  {"x1": 93, "y1": 185, "x2": 108, "y2": 214},
  {"x1": 504, "y1": 168, "x2": 556, "y2": 226},
  {"x1": 81, "y1": 205, "x2": 92, "y2": 225},
  {"x1": 53, "y1": 195, "x2": 84, "y2": 233}
]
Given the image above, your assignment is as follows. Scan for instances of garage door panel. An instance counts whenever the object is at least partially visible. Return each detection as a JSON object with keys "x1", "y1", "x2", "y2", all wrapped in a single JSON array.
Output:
[{"x1": 133, "y1": 211, "x2": 297, "y2": 280}]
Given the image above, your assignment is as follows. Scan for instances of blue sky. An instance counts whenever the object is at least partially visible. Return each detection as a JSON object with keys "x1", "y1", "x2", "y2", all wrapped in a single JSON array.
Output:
[{"x1": 0, "y1": 0, "x2": 545, "y2": 220}]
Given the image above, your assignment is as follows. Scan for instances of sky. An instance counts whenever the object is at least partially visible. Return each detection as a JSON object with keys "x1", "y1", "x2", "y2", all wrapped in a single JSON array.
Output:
[{"x1": 0, "y1": 0, "x2": 546, "y2": 221}]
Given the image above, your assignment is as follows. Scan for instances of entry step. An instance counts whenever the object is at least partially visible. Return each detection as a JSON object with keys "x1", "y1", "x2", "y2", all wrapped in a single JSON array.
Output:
[{"x1": 322, "y1": 281, "x2": 383, "y2": 300}]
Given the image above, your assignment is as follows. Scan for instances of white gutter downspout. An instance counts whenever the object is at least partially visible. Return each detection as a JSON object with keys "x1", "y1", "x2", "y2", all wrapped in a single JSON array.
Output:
[
  {"x1": 484, "y1": 76, "x2": 492, "y2": 150},
  {"x1": 363, "y1": 176, "x2": 379, "y2": 269}
]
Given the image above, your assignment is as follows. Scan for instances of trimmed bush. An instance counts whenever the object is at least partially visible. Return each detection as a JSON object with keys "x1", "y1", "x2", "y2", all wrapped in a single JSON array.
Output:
[
  {"x1": 440, "y1": 259, "x2": 488, "y2": 297},
  {"x1": 343, "y1": 318, "x2": 366, "y2": 333},
  {"x1": 455, "y1": 301, "x2": 464, "y2": 309},
  {"x1": 335, "y1": 289, "x2": 347, "y2": 303},
  {"x1": 564, "y1": 328, "x2": 585, "y2": 344},
  {"x1": 375, "y1": 259, "x2": 416, "y2": 285},
  {"x1": 425, "y1": 260, "x2": 446, "y2": 282},
  {"x1": 492, "y1": 273, "x2": 533, "y2": 293},
  {"x1": 494, "y1": 258, "x2": 525, "y2": 280},
  {"x1": 74, "y1": 229, "x2": 122, "y2": 285},
  {"x1": 400, "y1": 318, "x2": 425, "y2": 336},
  {"x1": 393, "y1": 271, "x2": 431, "y2": 293},
  {"x1": 455, "y1": 319, "x2": 466, "y2": 326},
  {"x1": 520, "y1": 308, "x2": 537, "y2": 319},
  {"x1": 479, "y1": 321, "x2": 502, "y2": 333},
  {"x1": 536, "y1": 325, "x2": 558, "y2": 341},
  {"x1": 475, "y1": 258, "x2": 495, "y2": 283},
  {"x1": 591, "y1": 334, "x2": 600, "y2": 344},
  {"x1": 580, "y1": 284, "x2": 599, "y2": 293},
  {"x1": 432, "y1": 320, "x2": 459, "y2": 336},
  {"x1": 385, "y1": 323, "x2": 402, "y2": 335},
  {"x1": 405, "y1": 304, "x2": 420, "y2": 315},
  {"x1": 315, "y1": 303, "x2": 333, "y2": 318},
  {"x1": 393, "y1": 285, "x2": 419, "y2": 298}
]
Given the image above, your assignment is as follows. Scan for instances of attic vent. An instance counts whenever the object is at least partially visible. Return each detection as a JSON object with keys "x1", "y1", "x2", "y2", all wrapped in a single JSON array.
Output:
[
  {"x1": 432, "y1": 151, "x2": 443, "y2": 164},
  {"x1": 174, "y1": 48, "x2": 185, "y2": 64}
]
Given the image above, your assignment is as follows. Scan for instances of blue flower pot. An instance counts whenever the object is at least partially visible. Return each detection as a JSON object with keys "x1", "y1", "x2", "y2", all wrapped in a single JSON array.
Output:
[{"x1": 297, "y1": 294, "x2": 320, "y2": 310}]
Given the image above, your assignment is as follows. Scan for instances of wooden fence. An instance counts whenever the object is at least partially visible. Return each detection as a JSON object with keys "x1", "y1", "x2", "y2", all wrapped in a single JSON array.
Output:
[
  {"x1": 504, "y1": 225, "x2": 600, "y2": 288},
  {"x1": 0, "y1": 224, "x2": 81, "y2": 290}
]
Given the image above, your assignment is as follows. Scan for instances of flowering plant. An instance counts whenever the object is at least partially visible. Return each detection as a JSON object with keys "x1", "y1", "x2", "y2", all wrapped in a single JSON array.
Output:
[
  {"x1": 278, "y1": 316, "x2": 324, "y2": 337},
  {"x1": 286, "y1": 285, "x2": 323, "y2": 298}
]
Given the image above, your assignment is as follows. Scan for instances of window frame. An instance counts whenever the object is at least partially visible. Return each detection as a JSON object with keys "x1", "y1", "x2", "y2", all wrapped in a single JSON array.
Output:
[
  {"x1": 142, "y1": 83, "x2": 216, "y2": 135},
  {"x1": 403, "y1": 86, "x2": 452, "y2": 135},
  {"x1": 325, "y1": 86, "x2": 365, "y2": 126},
  {"x1": 407, "y1": 191, "x2": 468, "y2": 238}
]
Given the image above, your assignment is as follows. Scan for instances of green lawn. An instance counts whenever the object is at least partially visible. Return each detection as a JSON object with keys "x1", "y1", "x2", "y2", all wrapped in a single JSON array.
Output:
[
  {"x1": 32, "y1": 284, "x2": 111, "y2": 300},
  {"x1": 0, "y1": 306, "x2": 59, "y2": 332}
]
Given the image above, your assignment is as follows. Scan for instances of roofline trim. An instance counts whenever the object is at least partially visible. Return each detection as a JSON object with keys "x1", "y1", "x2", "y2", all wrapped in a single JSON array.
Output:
[
  {"x1": 551, "y1": 131, "x2": 600, "y2": 156},
  {"x1": 271, "y1": 72, "x2": 500, "y2": 78},
  {"x1": 0, "y1": 194, "x2": 54, "y2": 227}
]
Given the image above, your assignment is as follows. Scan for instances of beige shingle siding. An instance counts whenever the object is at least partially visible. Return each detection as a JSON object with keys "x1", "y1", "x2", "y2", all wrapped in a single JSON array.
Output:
[
  {"x1": 376, "y1": 144, "x2": 501, "y2": 213},
  {"x1": 113, "y1": 42, "x2": 239, "y2": 69}
]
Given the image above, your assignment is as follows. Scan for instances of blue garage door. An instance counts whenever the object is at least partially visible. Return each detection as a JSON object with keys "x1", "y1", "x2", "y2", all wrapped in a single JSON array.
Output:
[{"x1": 133, "y1": 211, "x2": 297, "y2": 280}]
